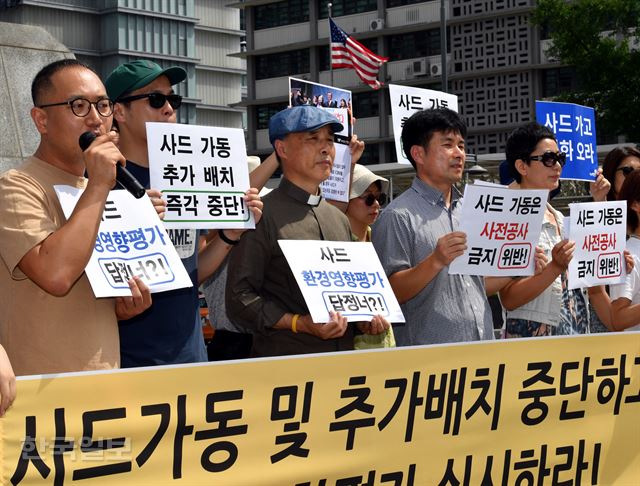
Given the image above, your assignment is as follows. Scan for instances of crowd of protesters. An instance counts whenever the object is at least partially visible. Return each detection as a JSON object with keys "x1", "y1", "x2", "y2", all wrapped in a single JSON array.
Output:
[{"x1": 0, "y1": 58, "x2": 638, "y2": 416}]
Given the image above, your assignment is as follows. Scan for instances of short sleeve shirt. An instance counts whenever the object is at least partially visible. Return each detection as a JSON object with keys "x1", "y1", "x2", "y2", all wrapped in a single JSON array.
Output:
[{"x1": 371, "y1": 177, "x2": 494, "y2": 345}]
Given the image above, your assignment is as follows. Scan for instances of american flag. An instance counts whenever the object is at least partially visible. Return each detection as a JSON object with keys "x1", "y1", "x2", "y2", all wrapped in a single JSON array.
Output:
[{"x1": 330, "y1": 18, "x2": 389, "y2": 90}]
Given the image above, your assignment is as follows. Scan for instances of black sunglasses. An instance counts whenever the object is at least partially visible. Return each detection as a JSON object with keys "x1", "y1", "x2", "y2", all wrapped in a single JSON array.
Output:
[
  {"x1": 360, "y1": 193, "x2": 387, "y2": 206},
  {"x1": 617, "y1": 166, "x2": 637, "y2": 176},
  {"x1": 528, "y1": 151, "x2": 567, "y2": 167},
  {"x1": 117, "y1": 92, "x2": 182, "y2": 110}
]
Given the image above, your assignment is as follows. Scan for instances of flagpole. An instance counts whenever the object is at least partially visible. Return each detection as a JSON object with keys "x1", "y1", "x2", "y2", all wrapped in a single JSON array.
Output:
[{"x1": 328, "y1": 3, "x2": 334, "y2": 86}]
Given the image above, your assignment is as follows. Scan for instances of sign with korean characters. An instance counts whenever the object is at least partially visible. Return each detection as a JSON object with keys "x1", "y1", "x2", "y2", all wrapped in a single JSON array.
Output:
[
  {"x1": 389, "y1": 84, "x2": 459, "y2": 165},
  {"x1": 2, "y1": 334, "x2": 639, "y2": 485},
  {"x1": 147, "y1": 122, "x2": 255, "y2": 229},
  {"x1": 568, "y1": 201, "x2": 627, "y2": 289},
  {"x1": 449, "y1": 185, "x2": 547, "y2": 276},
  {"x1": 55, "y1": 186, "x2": 192, "y2": 297},
  {"x1": 289, "y1": 77, "x2": 353, "y2": 203},
  {"x1": 535, "y1": 100, "x2": 598, "y2": 181},
  {"x1": 278, "y1": 240, "x2": 405, "y2": 324}
]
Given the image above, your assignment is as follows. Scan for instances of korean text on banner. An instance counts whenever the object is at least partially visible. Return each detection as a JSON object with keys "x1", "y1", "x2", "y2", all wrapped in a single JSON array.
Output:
[
  {"x1": 278, "y1": 239, "x2": 405, "y2": 323},
  {"x1": 535, "y1": 100, "x2": 598, "y2": 182},
  {"x1": 389, "y1": 84, "x2": 458, "y2": 165},
  {"x1": 2, "y1": 334, "x2": 638, "y2": 484},
  {"x1": 568, "y1": 201, "x2": 627, "y2": 289},
  {"x1": 146, "y1": 123, "x2": 254, "y2": 229},
  {"x1": 449, "y1": 184, "x2": 547, "y2": 276},
  {"x1": 289, "y1": 77, "x2": 353, "y2": 203},
  {"x1": 55, "y1": 185, "x2": 192, "y2": 298}
]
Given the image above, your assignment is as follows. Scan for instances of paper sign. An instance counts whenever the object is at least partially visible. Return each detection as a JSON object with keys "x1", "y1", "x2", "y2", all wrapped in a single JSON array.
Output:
[
  {"x1": 55, "y1": 186, "x2": 192, "y2": 297},
  {"x1": 289, "y1": 77, "x2": 353, "y2": 203},
  {"x1": 449, "y1": 185, "x2": 547, "y2": 276},
  {"x1": 278, "y1": 240, "x2": 405, "y2": 323},
  {"x1": 568, "y1": 201, "x2": 627, "y2": 289},
  {"x1": 146, "y1": 122, "x2": 254, "y2": 229},
  {"x1": 536, "y1": 100, "x2": 598, "y2": 181},
  {"x1": 389, "y1": 84, "x2": 459, "y2": 165}
]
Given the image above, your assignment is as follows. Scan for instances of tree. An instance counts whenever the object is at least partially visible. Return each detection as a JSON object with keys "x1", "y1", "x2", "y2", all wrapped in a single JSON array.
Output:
[{"x1": 532, "y1": 0, "x2": 640, "y2": 142}]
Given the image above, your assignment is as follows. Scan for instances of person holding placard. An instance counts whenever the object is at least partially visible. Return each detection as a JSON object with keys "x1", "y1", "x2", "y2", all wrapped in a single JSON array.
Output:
[
  {"x1": 605, "y1": 170, "x2": 640, "y2": 331},
  {"x1": 105, "y1": 60, "x2": 263, "y2": 367},
  {"x1": 226, "y1": 106, "x2": 390, "y2": 357},
  {"x1": 371, "y1": 108, "x2": 494, "y2": 346},
  {"x1": 0, "y1": 59, "x2": 152, "y2": 375},
  {"x1": 495, "y1": 122, "x2": 611, "y2": 337},
  {"x1": 602, "y1": 146, "x2": 640, "y2": 201}
]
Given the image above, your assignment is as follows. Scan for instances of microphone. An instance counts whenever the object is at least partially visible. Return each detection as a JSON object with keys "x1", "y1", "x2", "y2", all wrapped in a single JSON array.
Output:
[{"x1": 79, "y1": 131, "x2": 146, "y2": 199}]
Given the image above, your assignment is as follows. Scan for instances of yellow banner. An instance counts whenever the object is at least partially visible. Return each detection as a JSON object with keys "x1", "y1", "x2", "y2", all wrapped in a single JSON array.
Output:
[{"x1": 2, "y1": 333, "x2": 639, "y2": 485}]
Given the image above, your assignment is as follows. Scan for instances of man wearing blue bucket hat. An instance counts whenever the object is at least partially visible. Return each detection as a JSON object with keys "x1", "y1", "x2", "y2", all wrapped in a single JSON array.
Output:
[{"x1": 226, "y1": 105, "x2": 390, "y2": 357}]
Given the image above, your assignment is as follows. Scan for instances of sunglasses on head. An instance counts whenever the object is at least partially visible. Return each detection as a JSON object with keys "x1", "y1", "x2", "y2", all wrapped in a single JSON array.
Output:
[
  {"x1": 617, "y1": 166, "x2": 636, "y2": 176},
  {"x1": 117, "y1": 92, "x2": 183, "y2": 110},
  {"x1": 528, "y1": 151, "x2": 567, "y2": 167},
  {"x1": 360, "y1": 193, "x2": 387, "y2": 206}
]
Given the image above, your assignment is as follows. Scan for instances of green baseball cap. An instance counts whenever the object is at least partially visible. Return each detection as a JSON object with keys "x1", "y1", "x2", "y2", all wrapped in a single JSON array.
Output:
[{"x1": 105, "y1": 59, "x2": 186, "y2": 101}]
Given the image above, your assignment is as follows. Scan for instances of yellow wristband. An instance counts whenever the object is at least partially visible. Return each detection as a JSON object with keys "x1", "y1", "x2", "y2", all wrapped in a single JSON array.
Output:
[{"x1": 291, "y1": 314, "x2": 300, "y2": 333}]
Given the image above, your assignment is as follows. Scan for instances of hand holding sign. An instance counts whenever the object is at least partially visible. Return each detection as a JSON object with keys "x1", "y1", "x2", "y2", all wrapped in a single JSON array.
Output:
[
  {"x1": 297, "y1": 312, "x2": 348, "y2": 339},
  {"x1": 434, "y1": 231, "x2": 468, "y2": 269},
  {"x1": 550, "y1": 240, "x2": 575, "y2": 272}
]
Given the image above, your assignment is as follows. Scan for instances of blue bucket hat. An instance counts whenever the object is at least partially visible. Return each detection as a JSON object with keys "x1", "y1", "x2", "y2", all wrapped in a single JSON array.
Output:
[{"x1": 269, "y1": 105, "x2": 344, "y2": 145}]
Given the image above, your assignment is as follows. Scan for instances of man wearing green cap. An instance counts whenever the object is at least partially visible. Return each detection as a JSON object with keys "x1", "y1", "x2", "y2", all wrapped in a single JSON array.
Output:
[
  {"x1": 105, "y1": 59, "x2": 263, "y2": 367},
  {"x1": 226, "y1": 105, "x2": 390, "y2": 357}
]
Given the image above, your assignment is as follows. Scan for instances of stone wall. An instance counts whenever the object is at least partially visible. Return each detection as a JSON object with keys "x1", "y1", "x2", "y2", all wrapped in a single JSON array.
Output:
[{"x1": 0, "y1": 22, "x2": 72, "y2": 173}]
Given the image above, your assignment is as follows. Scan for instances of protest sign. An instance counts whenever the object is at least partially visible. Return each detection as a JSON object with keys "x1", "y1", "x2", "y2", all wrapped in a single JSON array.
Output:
[
  {"x1": 55, "y1": 186, "x2": 192, "y2": 297},
  {"x1": 389, "y1": 84, "x2": 458, "y2": 165},
  {"x1": 449, "y1": 185, "x2": 547, "y2": 276},
  {"x1": 2, "y1": 334, "x2": 638, "y2": 485},
  {"x1": 278, "y1": 240, "x2": 405, "y2": 323},
  {"x1": 568, "y1": 201, "x2": 627, "y2": 289},
  {"x1": 289, "y1": 77, "x2": 352, "y2": 203},
  {"x1": 535, "y1": 100, "x2": 598, "y2": 181},
  {"x1": 146, "y1": 123, "x2": 254, "y2": 229}
]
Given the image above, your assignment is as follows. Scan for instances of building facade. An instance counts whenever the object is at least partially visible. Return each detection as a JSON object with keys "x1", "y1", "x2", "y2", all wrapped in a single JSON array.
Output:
[
  {"x1": 0, "y1": 0, "x2": 245, "y2": 128},
  {"x1": 234, "y1": 0, "x2": 573, "y2": 163}
]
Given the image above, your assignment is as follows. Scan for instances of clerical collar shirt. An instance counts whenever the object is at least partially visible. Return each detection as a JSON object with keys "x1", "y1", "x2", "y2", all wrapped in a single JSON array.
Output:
[{"x1": 225, "y1": 177, "x2": 354, "y2": 357}]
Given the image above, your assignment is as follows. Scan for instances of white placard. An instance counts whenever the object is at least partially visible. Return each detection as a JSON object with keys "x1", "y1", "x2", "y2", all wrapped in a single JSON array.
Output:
[
  {"x1": 389, "y1": 84, "x2": 459, "y2": 165},
  {"x1": 568, "y1": 201, "x2": 627, "y2": 289},
  {"x1": 146, "y1": 122, "x2": 254, "y2": 230},
  {"x1": 449, "y1": 185, "x2": 547, "y2": 276},
  {"x1": 289, "y1": 77, "x2": 353, "y2": 203},
  {"x1": 320, "y1": 143, "x2": 350, "y2": 202},
  {"x1": 55, "y1": 186, "x2": 192, "y2": 298},
  {"x1": 278, "y1": 240, "x2": 405, "y2": 324}
]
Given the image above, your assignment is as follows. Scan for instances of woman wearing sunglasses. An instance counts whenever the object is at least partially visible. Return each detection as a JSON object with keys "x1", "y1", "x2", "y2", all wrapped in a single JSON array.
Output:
[
  {"x1": 346, "y1": 164, "x2": 389, "y2": 243},
  {"x1": 344, "y1": 164, "x2": 396, "y2": 348},
  {"x1": 602, "y1": 146, "x2": 640, "y2": 201},
  {"x1": 490, "y1": 122, "x2": 610, "y2": 338},
  {"x1": 609, "y1": 169, "x2": 640, "y2": 330}
]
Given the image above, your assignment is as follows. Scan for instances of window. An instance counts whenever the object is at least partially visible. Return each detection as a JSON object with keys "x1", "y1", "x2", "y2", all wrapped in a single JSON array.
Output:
[
  {"x1": 387, "y1": 29, "x2": 445, "y2": 60},
  {"x1": 256, "y1": 103, "x2": 288, "y2": 130},
  {"x1": 255, "y1": 1, "x2": 309, "y2": 30},
  {"x1": 357, "y1": 143, "x2": 379, "y2": 166},
  {"x1": 542, "y1": 67, "x2": 577, "y2": 98},
  {"x1": 386, "y1": 0, "x2": 425, "y2": 7},
  {"x1": 319, "y1": 0, "x2": 377, "y2": 18},
  {"x1": 319, "y1": 38, "x2": 379, "y2": 71},
  {"x1": 255, "y1": 49, "x2": 310, "y2": 80},
  {"x1": 353, "y1": 91, "x2": 380, "y2": 118}
]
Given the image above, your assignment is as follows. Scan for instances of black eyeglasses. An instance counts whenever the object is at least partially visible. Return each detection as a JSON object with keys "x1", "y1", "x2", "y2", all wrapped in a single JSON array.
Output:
[
  {"x1": 117, "y1": 92, "x2": 182, "y2": 110},
  {"x1": 528, "y1": 151, "x2": 567, "y2": 167},
  {"x1": 360, "y1": 193, "x2": 387, "y2": 206},
  {"x1": 37, "y1": 97, "x2": 113, "y2": 117},
  {"x1": 617, "y1": 166, "x2": 637, "y2": 176}
]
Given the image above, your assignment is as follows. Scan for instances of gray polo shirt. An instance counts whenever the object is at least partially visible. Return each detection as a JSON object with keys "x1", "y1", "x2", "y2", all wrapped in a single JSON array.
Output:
[{"x1": 371, "y1": 177, "x2": 494, "y2": 345}]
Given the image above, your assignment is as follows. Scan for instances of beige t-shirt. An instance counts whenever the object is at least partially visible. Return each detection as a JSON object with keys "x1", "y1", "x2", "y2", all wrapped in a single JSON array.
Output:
[{"x1": 0, "y1": 156, "x2": 119, "y2": 375}]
